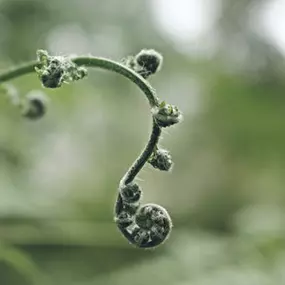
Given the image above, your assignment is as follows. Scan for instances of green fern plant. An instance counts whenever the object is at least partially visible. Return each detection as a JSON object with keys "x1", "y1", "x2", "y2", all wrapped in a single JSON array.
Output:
[{"x1": 0, "y1": 49, "x2": 182, "y2": 249}]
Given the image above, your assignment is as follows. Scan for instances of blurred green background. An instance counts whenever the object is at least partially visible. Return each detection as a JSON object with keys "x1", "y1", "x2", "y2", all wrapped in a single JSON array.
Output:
[{"x1": 1, "y1": 0, "x2": 285, "y2": 284}]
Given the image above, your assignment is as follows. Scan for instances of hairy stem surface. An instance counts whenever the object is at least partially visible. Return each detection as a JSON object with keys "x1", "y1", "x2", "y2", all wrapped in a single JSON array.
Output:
[
  {"x1": 0, "y1": 56, "x2": 161, "y2": 186},
  {"x1": 0, "y1": 54, "x2": 165, "y2": 248},
  {"x1": 0, "y1": 57, "x2": 159, "y2": 107},
  {"x1": 120, "y1": 119, "x2": 161, "y2": 186}
]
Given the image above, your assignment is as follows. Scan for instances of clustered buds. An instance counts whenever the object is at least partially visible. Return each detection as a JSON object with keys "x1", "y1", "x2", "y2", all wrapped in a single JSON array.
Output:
[
  {"x1": 35, "y1": 50, "x2": 87, "y2": 88},
  {"x1": 124, "y1": 49, "x2": 163, "y2": 79},
  {"x1": 21, "y1": 90, "x2": 48, "y2": 120},
  {"x1": 152, "y1": 101, "x2": 182, "y2": 128},
  {"x1": 115, "y1": 181, "x2": 172, "y2": 248},
  {"x1": 120, "y1": 182, "x2": 142, "y2": 204},
  {"x1": 114, "y1": 49, "x2": 182, "y2": 249},
  {"x1": 0, "y1": 48, "x2": 182, "y2": 250},
  {"x1": 148, "y1": 148, "x2": 173, "y2": 171}
]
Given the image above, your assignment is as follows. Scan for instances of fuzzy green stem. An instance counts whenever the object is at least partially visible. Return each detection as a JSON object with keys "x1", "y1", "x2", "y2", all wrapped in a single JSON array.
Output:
[
  {"x1": 72, "y1": 57, "x2": 159, "y2": 107},
  {"x1": 0, "y1": 55, "x2": 162, "y2": 185},
  {"x1": 121, "y1": 119, "x2": 161, "y2": 185},
  {"x1": 115, "y1": 120, "x2": 161, "y2": 216},
  {"x1": 0, "y1": 55, "x2": 163, "y2": 248},
  {"x1": 0, "y1": 61, "x2": 38, "y2": 83},
  {"x1": 0, "y1": 57, "x2": 159, "y2": 107}
]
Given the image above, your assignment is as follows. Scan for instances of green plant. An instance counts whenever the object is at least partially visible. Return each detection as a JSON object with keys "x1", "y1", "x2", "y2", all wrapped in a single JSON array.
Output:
[{"x1": 0, "y1": 49, "x2": 182, "y2": 249}]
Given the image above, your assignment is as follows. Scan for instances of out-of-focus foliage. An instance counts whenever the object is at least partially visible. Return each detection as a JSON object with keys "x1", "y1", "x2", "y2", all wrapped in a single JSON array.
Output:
[{"x1": 0, "y1": 0, "x2": 285, "y2": 284}]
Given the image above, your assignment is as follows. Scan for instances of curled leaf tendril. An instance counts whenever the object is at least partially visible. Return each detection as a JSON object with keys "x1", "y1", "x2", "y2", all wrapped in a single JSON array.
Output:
[{"x1": 0, "y1": 49, "x2": 182, "y2": 249}]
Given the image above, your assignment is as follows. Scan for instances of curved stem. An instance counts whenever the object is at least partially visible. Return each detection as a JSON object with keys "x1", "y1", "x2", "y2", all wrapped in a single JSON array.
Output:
[
  {"x1": 0, "y1": 57, "x2": 159, "y2": 107},
  {"x1": 115, "y1": 120, "x2": 161, "y2": 215},
  {"x1": 73, "y1": 57, "x2": 159, "y2": 107},
  {"x1": 0, "y1": 56, "x2": 162, "y2": 186},
  {"x1": 120, "y1": 119, "x2": 161, "y2": 185},
  {"x1": 0, "y1": 55, "x2": 164, "y2": 248},
  {"x1": 0, "y1": 61, "x2": 38, "y2": 83}
]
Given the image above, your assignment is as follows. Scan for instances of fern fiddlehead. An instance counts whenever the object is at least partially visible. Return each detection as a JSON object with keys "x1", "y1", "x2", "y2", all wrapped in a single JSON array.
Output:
[{"x1": 0, "y1": 49, "x2": 182, "y2": 249}]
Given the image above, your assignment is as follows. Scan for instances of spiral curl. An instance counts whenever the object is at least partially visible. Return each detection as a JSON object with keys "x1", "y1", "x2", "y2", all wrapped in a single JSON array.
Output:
[
  {"x1": 114, "y1": 50, "x2": 181, "y2": 248},
  {"x1": 0, "y1": 49, "x2": 182, "y2": 249},
  {"x1": 115, "y1": 182, "x2": 172, "y2": 248},
  {"x1": 134, "y1": 204, "x2": 172, "y2": 248}
]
